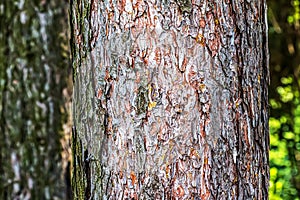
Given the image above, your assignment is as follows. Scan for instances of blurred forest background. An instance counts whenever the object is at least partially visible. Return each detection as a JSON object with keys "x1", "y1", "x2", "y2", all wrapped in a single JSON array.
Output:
[
  {"x1": 0, "y1": 1, "x2": 72, "y2": 199},
  {"x1": 0, "y1": 0, "x2": 299, "y2": 199},
  {"x1": 268, "y1": 0, "x2": 300, "y2": 199}
]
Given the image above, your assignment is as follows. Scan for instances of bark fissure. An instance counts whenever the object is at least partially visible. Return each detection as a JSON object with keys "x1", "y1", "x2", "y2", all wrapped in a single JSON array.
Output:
[{"x1": 83, "y1": 150, "x2": 89, "y2": 199}]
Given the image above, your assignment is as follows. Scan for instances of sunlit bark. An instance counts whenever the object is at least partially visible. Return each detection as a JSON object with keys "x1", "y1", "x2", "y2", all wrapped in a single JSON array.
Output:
[{"x1": 72, "y1": 0, "x2": 269, "y2": 199}]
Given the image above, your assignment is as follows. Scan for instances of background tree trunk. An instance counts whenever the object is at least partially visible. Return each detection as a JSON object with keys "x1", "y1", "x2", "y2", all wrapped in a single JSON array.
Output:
[
  {"x1": 0, "y1": 1, "x2": 71, "y2": 199},
  {"x1": 71, "y1": 0, "x2": 269, "y2": 199}
]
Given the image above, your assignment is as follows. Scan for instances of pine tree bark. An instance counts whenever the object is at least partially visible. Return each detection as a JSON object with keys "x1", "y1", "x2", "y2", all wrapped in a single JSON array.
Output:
[
  {"x1": 71, "y1": 0, "x2": 269, "y2": 199},
  {"x1": 0, "y1": 1, "x2": 70, "y2": 199}
]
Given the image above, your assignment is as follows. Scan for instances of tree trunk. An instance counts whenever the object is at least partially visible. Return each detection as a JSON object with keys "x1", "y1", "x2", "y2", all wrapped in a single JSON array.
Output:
[
  {"x1": 0, "y1": 1, "x2": 71, "y2": 199},
  {"x1": 71, "y1": 0, "x2": 269, "y2": 199}
]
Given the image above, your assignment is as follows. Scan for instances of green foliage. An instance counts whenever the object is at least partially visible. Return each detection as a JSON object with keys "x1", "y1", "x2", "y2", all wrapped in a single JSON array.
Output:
[
  {"x1": 269, "y1": 76, "x2": 300, "y2": 199},
  {"x1": 287, "y1": 0, "x2": 300, "y2": 24},
  {"x1": 268, "y1": 0, "x2": 300, "y2": 198}
]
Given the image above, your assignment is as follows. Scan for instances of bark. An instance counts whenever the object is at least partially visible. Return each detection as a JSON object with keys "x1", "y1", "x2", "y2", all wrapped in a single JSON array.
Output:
[
  {"x1": 0, "y1": 1, "x2": 71, "y2": 199},
  {"x1": 71, "y1": 0, "x2": 269, "y2": 199}
]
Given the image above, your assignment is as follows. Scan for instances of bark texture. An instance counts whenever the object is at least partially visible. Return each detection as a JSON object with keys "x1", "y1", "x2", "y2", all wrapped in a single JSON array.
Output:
[
  {"x1": 71, "y1": 0, "x2": 269, "y2": 199},
  {"x1": 0, "y1": 1, "x2": 71, "y2": 199}
]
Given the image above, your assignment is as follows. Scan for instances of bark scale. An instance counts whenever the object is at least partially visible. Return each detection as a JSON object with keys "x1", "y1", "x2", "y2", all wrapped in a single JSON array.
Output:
[{"x1": 71, "y1": 0, "x2": 269, "y2": 199}]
